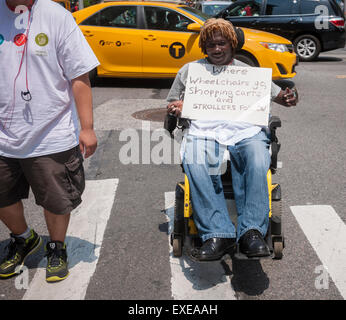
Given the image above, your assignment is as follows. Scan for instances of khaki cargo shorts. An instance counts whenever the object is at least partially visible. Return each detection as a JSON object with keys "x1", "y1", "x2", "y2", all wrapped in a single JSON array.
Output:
[{"x1": 0, "y1": 146, "x2": 85, "y2": 215}]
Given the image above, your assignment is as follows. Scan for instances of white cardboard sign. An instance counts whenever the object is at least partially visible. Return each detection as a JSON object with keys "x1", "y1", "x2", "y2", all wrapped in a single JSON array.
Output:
[{"x1": 181, "y1": 63, "x2": 272, "y2": 126}]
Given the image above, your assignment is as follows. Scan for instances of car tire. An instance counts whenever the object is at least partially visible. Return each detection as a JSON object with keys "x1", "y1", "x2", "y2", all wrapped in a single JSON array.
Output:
[
  {"x1": 234, "y1": 52, "x2": 258, "y2": 67},
  {"x1": 294, "y1": 34, "x2": 321, "y2": 62},
  {"x1": 89, "y1": 68, "x2": 98, "y2": 87}
]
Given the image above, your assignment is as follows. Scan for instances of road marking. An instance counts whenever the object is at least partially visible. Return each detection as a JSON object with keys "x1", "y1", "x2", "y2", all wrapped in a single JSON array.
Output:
[
  {"x1": 291, "y1": 205, "x2": 346, "y2": 299},
  {"x1": 165, "y1": 192, "x2": 237, "y2": 300},
  {"x1": 23, "y1": 179, "x2": 119, "y2": 300}
]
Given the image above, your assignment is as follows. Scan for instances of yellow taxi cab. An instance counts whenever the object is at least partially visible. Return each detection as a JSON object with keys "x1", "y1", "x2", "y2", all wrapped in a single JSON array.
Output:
[
  {"x1": 54, "y1": 0, "x2": 71, "y2": 11},
  {"x1": 72, "y1": 1, "x2": 297, "y2": 83}
]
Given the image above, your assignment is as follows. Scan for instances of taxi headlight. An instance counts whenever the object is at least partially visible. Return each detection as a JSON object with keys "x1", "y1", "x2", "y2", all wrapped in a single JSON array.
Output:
[{"x1": 260, "y1": 42, "x2": 289, "y2": 52}]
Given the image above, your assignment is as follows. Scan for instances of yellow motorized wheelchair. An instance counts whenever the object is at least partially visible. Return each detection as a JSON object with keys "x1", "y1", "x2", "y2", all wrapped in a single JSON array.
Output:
[{"x1": 166, "y1": 115, "x2": 284, "y2": 261}]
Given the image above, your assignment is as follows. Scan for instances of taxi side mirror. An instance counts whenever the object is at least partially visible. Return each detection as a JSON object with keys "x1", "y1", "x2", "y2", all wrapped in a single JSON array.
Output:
[{"x1": 187, "y1": 23, "x2": 201, "y2": 32}]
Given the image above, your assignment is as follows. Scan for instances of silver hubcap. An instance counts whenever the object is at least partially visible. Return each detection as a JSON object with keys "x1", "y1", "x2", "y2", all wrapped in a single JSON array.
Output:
[{"x1": 297, "y1": 38, "x2": 316, "y2": 58}]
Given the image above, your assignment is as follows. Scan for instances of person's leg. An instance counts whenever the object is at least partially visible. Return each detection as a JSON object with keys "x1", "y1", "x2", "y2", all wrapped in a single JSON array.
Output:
[
  {"x1": 43, "y1": 210, "x2": 70, "y2": 243},
  {"x1": 0, "y1": 201, "x2": 42, "y2": 278},
  {"x1": 228, "y1": 130, "x2": 271, "y2": 257},
  {"x1": 0, "y1": 201, "x2": 27, "y2": 236},
  {"x1": 182, "y1": 135, "x2": 236, "y2": 261},
  {"x1": 43, "y1": 210, "x2": 70, "y2": 283},
  {"x1": 228, "y1": 130, "x2": 271, "y2": 239},
  {"x1": 22, "y1": 146, "x2": 85, "y2": 282},
  {"x1": 182, "y1": 135, "x2": 236, "y2": 242},
  {"x1": 0, "y1": 157, "x2": 42, "y2": 278},
  {"x1": 0, "y1": 156, "x2": 30, "y2": 235}
]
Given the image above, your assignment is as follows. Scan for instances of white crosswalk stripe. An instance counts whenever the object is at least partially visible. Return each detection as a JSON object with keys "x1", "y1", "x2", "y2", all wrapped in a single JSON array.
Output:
[
  {"x1": 12, "y1": 183, "x2": 345, "y2": 300},
  {"x1": 164, "y1": 191, "x2": 237, "y2": 300},
  {"x1": 22, "y1": 179, "x2": 119, "y2": 300},
  {"x1": 291, "y1": 205, "x2": 346, "y2": 299}
]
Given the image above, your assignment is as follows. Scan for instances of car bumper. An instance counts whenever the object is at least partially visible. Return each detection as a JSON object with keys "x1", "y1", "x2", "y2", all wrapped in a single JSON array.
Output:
[
  {"x1": 321, "y1": 31, "x2": 346, "y2": 51},
  {"x1": 250, "y1": 46, "x2": 298, "y2": 80}
]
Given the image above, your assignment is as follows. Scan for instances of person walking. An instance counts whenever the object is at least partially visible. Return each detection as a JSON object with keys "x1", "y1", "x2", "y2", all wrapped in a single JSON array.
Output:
[{"x1": 0, "y1": 0, "x2": 99, "y2": 282}]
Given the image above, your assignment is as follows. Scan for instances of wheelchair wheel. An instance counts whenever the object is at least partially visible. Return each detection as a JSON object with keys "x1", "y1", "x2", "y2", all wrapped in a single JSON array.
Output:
[
  {"x1": 273, "y1": 239, "x2": 283, "y2": 260},
  {"x1": 271, "y1": 200, "x2": 284, "y2": 259},
  {"x1": 172, "y1": 183, "x2": 185, "y2": 257},
  {"x1": 172, "y1": 237, "x2": 182, "y2": 257}
]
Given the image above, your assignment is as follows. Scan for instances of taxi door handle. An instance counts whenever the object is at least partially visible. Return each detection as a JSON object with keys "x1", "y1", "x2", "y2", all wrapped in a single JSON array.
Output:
[
  {"x1": 144, "y1": 35, "x2": 157, "y2": 41},
  {"x1": 83, "y1": 30, "x2": 94, "y2": 37}
]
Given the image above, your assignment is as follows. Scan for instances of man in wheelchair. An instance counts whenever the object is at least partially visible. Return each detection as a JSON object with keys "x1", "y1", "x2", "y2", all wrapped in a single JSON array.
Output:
[{"x1": 166, "y1": 18, "x2": 297, "y2": 261}]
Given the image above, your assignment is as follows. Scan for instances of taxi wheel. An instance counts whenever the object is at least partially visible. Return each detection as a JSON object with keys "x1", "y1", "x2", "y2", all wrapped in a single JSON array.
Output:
[
  {"x1": 234, "y1": 52, "x2": 258, "y2": 67},
  {"x1": 294, "y1": 34, "x2": 321, "y2": 62},
  {"x1": 89, "y1": 68, "x2": 97, "y2": 87}
]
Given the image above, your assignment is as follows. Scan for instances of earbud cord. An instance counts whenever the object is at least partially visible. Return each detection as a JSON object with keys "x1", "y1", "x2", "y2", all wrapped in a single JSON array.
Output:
[{"x1": 5, "y1": 8, "x2": 32, "y2": 130}]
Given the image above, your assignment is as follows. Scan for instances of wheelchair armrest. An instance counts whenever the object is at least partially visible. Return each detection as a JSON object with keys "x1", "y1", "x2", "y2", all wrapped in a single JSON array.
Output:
[
  {"x1": 269, "y1": 116, "x2": 281, "y2": 142},
  {"x1": 269, "y1": 116, "x2": 281, "y2": 131},
  {"x1": 164, "y1": 113, "x2": 177, "y2": 137},
  {"x1": 269, "y1": 116, "x2": 281, "y2": 173}
]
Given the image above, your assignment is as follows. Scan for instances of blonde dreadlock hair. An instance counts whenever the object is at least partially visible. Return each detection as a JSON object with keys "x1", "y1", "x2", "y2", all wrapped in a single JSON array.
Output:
[{"x1": 199, "y1": 18, "x2": 238, "y2": 55}]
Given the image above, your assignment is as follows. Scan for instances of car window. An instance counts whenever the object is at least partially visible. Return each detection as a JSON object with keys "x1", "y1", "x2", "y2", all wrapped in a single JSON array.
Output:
[
  {"x1": 223, "y1": 0, "x2": 261, "y2": 17},
  {"x1": 265, "y1": 0, "x2": 293, "y2": 15},
  {"x1": 80, "y1": 11, "x2": 101, "y2": 26},
  {"x1": 298, "y1": 0, "x2": 342, "y2": 16},
  {"x1": 144, "y1": 6, "x2": 194, "y2": 31},
  {"x1": 299, "y1": 0, "x2": 320, "y2": 14},
  {"x1": 179, "y1": 6, "x2": 210, "y2": 21},
  {"x1": 81, "y1": 6, "x2": 137, "y2": 28},
  {"x1": 299, "y1": 0, "x2": 338, "y2": 15},
  {"x1": 329, "y1": 0, "x2": 344, "y2": 16},
  {"x1": 203, "y1": 4, "x2": 231, "y2": 16}
]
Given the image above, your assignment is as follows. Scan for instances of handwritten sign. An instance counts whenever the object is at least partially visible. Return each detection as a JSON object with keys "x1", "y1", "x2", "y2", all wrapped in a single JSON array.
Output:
[{"x1": 181, "y1": 63, "x2": 272, "y2": 126}]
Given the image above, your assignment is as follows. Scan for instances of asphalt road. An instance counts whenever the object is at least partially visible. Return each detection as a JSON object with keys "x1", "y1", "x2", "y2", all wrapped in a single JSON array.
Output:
[{"x1": 0, "y1": 47, "x2": 346, "y2": 302}]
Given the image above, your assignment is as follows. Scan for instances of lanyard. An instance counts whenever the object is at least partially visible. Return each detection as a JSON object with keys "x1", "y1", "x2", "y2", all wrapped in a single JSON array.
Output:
[
  {"x1": 15, "y1": 8, "x2": 32, "y2": 102},
  {"x1": 3, "y1": 8, "x2": 32, "y2": 130}
]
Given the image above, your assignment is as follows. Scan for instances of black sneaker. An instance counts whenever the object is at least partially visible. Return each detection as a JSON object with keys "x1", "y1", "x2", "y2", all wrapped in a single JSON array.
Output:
[
  {"x1": 0, "y1": 230, "x2": 42, "y2": 278},
  {"x1": 45, "y1": 241, "x2": 69, "y2": 283}
]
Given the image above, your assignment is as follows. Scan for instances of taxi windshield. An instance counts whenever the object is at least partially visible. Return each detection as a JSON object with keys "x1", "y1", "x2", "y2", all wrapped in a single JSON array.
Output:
[{"x1": 179, "y1": 6, "x2": 210, "y2": 21}]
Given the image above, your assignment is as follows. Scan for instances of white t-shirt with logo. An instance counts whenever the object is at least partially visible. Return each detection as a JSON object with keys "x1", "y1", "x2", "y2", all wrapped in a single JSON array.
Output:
[{"x1": 0, "y1": 0, "x2": 100, "y2": 158}]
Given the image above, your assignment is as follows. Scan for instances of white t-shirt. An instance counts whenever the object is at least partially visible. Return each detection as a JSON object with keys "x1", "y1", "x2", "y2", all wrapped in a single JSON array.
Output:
[
  {"x1": 166, "y1": 59, "x2": 282, "y2": 146},
  {"x1": 0, "y1": 0, "x2": 100, "y2": 158}
]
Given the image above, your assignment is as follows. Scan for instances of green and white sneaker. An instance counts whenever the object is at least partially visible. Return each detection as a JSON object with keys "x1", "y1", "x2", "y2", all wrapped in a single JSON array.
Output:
[
  {"x1": 45, "y1": 241, "x2": 69, "y2": 283},
  {"x1": 0, "y1": 229, "x2": 42, "y2": 278}
]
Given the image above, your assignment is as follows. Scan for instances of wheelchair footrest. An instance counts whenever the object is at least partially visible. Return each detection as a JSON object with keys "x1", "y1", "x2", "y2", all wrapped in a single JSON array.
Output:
[{"x1": 233, "y1": 248, "x2": 273, "y2": 261}]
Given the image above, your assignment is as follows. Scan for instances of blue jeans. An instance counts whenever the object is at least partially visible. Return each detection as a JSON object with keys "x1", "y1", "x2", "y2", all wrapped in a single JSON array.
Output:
[{"x1": 182, "y1": 131, "x2": 271, "y2": 242}]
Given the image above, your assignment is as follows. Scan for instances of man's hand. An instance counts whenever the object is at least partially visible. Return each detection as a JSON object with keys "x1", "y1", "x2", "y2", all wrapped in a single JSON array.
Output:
[
  {"x1": 274, "y1": 87, "x2": 298, "y2": 107},
  {"x1": 167, "y1": 100, "x2": 183, "y2": 117},
  {"x1": 79, "y1": 128, "x2": 97, "y2": 159}
]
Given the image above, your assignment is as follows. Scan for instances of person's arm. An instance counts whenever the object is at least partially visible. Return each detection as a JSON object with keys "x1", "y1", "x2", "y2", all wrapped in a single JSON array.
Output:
[
  {"x1": 166, "y1": 67, "x2": 186, "y2": 117},
  {"x1": 71, "y1": 72, "x2": 97, "y2": 158}
]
